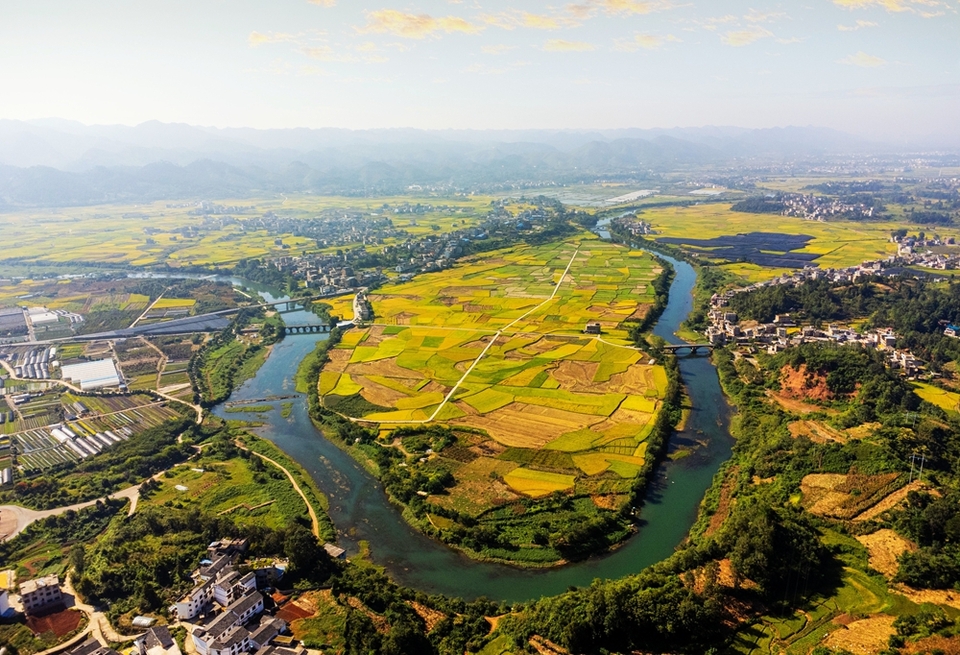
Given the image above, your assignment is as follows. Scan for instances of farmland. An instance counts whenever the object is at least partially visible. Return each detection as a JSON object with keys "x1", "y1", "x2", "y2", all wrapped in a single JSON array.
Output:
[
  {"x1": 639, "y1": 203, "x2": 960, "y2": 282},
  {"x1": 317, "y1": 236, "x2": 674, "y2": 562},
  {"x1": 7, "y1": 392, "x2": 186, "y2": 472},
  {"x1": 0, "y1": 194, "x2": 494, "y2": 270}
]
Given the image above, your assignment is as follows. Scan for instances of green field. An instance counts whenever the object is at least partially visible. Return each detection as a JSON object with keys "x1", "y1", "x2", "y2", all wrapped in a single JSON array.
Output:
[
  {"x1": 321, "y1": 237, "x2": 668, "y2": 508},
  {"x1": 913, "y1": 382, "x2": 960, "y2": 416}
]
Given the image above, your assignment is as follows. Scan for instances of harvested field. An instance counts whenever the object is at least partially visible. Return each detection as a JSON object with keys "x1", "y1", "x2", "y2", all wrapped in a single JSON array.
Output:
[
  {"x1": 823, "y1": 615, "x2": 896, "y2": 655},
  {"x1": 856, "y1": 529, "x2": 915, "y2": 578},
  {"x1": 789, "y1": 420, "x2": 847, "y2": 444},
  {"x1": 852, "y1": 480, "x2": 929, "y2": 522},
  {"x1": 453, "y1": 403, "x2": 603, "y2": 448},
  {"x1": 802, "y1": 471, "x2": 904, "y2": 520}
]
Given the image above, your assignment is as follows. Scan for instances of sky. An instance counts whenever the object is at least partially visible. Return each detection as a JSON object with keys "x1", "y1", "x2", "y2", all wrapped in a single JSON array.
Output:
[{"x1": 2, "y1": 0, "x2": 959, "y2": 138}]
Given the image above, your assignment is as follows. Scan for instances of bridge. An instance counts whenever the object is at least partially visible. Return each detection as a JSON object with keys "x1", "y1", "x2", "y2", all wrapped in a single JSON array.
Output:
[
  {"x1": 663, "y1": 343, "x2": 714, "y2": 355},
  {"x1": 280, "y1": 324, "x2": 330, "y2": 335}
]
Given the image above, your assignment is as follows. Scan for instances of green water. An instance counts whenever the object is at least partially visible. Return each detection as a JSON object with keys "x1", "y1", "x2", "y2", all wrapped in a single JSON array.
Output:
[{"x1": 213, "y1": 253, "x2": 734, "y2": 602}]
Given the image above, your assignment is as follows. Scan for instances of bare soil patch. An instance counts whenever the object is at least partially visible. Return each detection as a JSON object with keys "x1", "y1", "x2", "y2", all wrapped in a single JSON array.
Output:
[
  {"x1": 856, "y1": 529, "x2": 916, "y2": 578},
  {"x1": 26, "y1": 608, "x2": 81, "y2": 638},
  {"x1": 904, "y1": 635, "x2": 960, "y2": 655},
  {"x1": 705, "y1": 467, "x2": 739, "y2": 537},
  {"x1": 767, "y1": 390, "x2": 837, "y2": 415},
  {"x1": 780, "y1": 364, "x2": 834, "y2": 402},
  {"x1": 789, "y1": 419, "x2": 847, "y2": 444}
]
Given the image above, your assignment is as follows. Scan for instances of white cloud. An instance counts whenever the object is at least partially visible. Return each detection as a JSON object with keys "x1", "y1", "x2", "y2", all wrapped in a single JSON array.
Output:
[
  {"x1": 838, "y1": 50, "x2": 887, "y2": 67},
  {"x1": 720, "y1": 25, "x2": 773, "y2": 46}
]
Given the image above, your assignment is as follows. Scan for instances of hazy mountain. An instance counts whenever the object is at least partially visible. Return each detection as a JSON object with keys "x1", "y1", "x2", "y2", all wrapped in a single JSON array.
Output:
[{"x1": 0, "y1": 120, "x2": 936, "y2": 208}]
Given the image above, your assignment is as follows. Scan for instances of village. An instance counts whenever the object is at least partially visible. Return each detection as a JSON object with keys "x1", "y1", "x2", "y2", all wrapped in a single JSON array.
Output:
[
  {"x1": 0, "y1": 537, "x2": 348, "y2": 655},
  {"x1": 702, "y1": 259, "x2": 958, "y2": 378}
]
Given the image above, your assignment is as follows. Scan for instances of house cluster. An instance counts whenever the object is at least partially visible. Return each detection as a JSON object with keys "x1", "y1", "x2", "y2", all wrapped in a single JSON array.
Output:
[
  {"x1": 892, "y1": 234, "x2": 960, "y2": 270},
  {"x1": 257, "y1": 211, "x2": 406, "y2": 249},
  {"x1": 352, "y1": 291, "x2": 373, "y2": 324},
  {"x1": 67, "y1": 626, "x2": 184, "y2": 655},
  {"x1": 779, "y1": 193, "x2": 878, "y2": 221},
  {"x1": 172, "y1": 539, "x2": 300, "y2": 655},
  {"x1": 705, "y1": 271, "x2": 926, "y2": 377},
  {"x1": 272, "y1": 256, "x2": 385, "y2": 295},
  {"x1": 610, "y1": 215, "x2": 655, "y2": 237}
]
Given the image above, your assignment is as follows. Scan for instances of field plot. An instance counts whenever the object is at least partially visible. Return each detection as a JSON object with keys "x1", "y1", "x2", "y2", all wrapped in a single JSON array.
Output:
[
  {"x1": 640, "y1": 203, "x2": 956, "y2": 281},
  {"x1": 10, "y1": 393, "x2": 183, "y2": 472},
  {"x1": 321, "y1": 237, "x2": 668, "y2": 508},
  {"x1": 913, "y1": 382, "x2": 960, "y2": 416}
]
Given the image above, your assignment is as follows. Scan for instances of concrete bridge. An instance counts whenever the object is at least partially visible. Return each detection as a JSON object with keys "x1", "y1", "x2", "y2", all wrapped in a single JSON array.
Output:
[
  {"x1": 663, "y1": 343, "x2": 714, "y2": 355},
  {"x1": 281, "y1": 324, "x2": 330, "y2": 335}
]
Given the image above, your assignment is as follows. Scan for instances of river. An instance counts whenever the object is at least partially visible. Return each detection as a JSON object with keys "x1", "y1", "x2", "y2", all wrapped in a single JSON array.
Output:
[{"x1": 212, "y1": 249, "x2": 734, "y2": 603}]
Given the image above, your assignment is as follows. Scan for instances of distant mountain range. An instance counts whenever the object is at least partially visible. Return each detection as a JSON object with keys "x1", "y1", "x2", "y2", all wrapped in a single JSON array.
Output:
[{"x1": 0, "y1": 120, "x2": 952, "y2": 207}]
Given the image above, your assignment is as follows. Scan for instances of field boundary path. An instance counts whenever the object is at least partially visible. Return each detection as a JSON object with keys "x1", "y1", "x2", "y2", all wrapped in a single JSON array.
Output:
[
  {"x1": 234, "y1": 439, "x2": 321, "y2": 538},
  {"x1": 346, "y1": 242, "x2": 582, "y2": 426},
  {"x1": 129, "y1": 290, "x2": 167, "y2": 329}
]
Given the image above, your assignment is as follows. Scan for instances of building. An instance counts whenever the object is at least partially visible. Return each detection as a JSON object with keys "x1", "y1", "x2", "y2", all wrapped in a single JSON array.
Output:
[
  {"x1": 136, "y1": 626, "x2": 183, "y2": 655},
  {"x1": 213, "y1": 571, "x2": 257, "y2": 607},
  {"x1": 60, "y1": 359, "x2": 122, "y2": 391},
  {"x1": 584, "y1": 322, "x2": 602, "y2": 335},
  {"x1": 18, "y1": 574, "x2": 63, "y2": 615},
  {"x1": 0, "y1": 589, "x2": 9, "y2": 617},
  {"x1": 68, "y1": 638, "x2": 121, "y2": 655},
  {"x1": 191, "y1": 591, "x2": 267, "y2": 655},
  {"x1": 323, "y1": 543, "x2": 346, "y2": 560}
]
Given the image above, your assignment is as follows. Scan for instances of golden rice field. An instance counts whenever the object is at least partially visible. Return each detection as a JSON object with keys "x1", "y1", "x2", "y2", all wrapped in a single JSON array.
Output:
[
  {"x1": 642, "y1": 203, "x2": 960, "y2": 283},
  {"x1": 322, "y1": 237, "x2": 668, "y2": 499},
  {"x1": 0, "y1": 194, "x2": 495, "y2": 268},
  {"x1": 913, "y1": 382, "x2": 960, "y2": 416}
]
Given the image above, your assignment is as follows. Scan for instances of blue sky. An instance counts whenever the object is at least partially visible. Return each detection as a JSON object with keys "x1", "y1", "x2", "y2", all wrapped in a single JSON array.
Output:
[{"x1": 2, "y1": 0, "x2": 958, "y2": 137}]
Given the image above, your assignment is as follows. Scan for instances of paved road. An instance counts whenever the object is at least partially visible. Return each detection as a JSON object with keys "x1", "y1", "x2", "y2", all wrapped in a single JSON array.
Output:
[{"x1": 0, "y1": 484, "x2": 140, "y2": 542}]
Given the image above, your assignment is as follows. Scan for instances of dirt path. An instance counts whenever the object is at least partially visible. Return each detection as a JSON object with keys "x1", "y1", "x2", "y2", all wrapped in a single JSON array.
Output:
[
  {"x1": 234, "y1": 440, "x2": 321, "y2": 538},
  {"x1": 63, "y1": 574, "x2": 144, "y2": 645},
  {"x1": 129, "y1": 291, "x2": 167, "y2": 329}
]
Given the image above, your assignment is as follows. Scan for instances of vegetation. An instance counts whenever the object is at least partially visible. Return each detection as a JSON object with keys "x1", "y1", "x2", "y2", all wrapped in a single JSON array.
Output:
[
  {"x1": 0, "y1": 416, "x2": 194, "y2": 509},
  {"x1": 189, "y1": 309, "x2": 284, "y2": 406}
]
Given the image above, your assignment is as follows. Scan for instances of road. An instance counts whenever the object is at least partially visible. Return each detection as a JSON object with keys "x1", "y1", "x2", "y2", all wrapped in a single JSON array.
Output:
[
  {"x1": 0, "y1": 484, "x2": 141, "y2": 542},
  {"x1": 22, "y1": 291, "x2": 353, "y2": 346}
]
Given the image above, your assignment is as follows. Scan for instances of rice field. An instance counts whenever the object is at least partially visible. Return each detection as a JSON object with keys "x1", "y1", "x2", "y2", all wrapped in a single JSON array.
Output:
[
  {"x1": 913, "y1": 382, "x2": 960, "y2": 416},
  {"x1": 321, "y1": 237, "x2": 669, "y2": 502},
  {"x1": 641, "y1": 203, "x2": 960, "y2": 283}
]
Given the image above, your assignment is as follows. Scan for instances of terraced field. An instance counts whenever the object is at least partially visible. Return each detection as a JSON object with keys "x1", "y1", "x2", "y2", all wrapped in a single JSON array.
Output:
[{"x1": 321, "y1": 237, "x2": 668, "y2": 501}]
